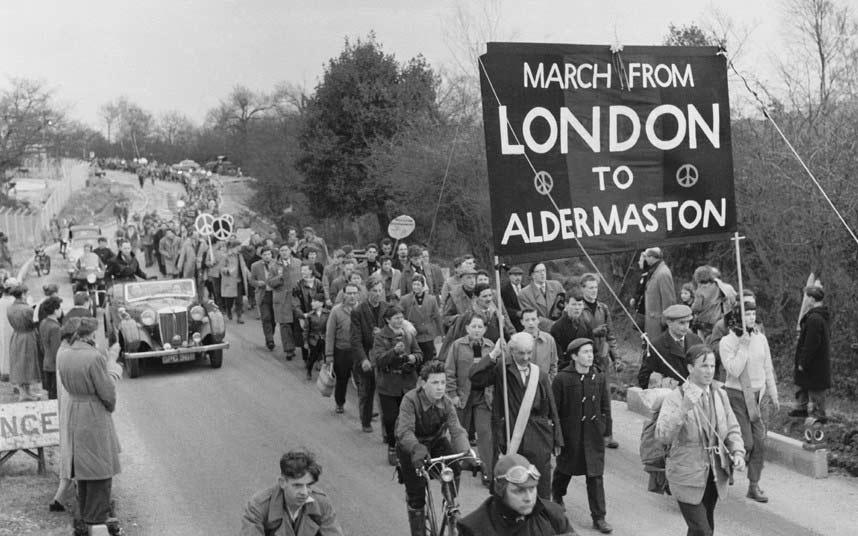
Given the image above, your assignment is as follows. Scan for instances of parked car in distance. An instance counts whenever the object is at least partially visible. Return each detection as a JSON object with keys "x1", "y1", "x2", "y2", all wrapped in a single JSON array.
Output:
[{"x1": 105, "y1": 278, "x2": 229, "y2": 378}]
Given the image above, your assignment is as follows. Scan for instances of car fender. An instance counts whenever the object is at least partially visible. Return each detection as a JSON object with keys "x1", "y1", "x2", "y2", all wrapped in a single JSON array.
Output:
[
  {"x1": 207, "y1": 310, "x2": 226, "y2": 342},
  {"x1": 118, "y1": 318, "x2": 153, "y2": 349}
]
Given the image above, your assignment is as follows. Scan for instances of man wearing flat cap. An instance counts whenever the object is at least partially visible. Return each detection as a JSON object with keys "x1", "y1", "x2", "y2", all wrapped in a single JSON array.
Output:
[
  {"x1": 57, "y1": 317, "x2": 123, "y2": 535},
  {"x1": 459, "y1": 453, "x2": 572, "y2": 536},
  {"x1": 443, "y1": 265, "x2": 478, "y2": 330},
  {"x1": 637, "y1": 304, "x2": 702, "y2": 389}
]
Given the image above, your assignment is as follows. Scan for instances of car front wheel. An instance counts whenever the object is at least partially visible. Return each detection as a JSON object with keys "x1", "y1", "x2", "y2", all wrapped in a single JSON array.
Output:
[{"x1": 208, "y1": 350, "x2": 223, "y2": 369}]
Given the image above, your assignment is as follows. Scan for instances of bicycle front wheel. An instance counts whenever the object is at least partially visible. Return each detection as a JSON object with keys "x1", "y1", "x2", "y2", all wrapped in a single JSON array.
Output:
[{"x1": 424, "y1": 482, "x2": 439, "y2": 536}]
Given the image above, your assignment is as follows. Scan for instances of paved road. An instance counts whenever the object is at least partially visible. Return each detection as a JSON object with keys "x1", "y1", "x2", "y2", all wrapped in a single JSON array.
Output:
[{"x1": 26, "y1": 171, "x2": 858, "y2": 535}]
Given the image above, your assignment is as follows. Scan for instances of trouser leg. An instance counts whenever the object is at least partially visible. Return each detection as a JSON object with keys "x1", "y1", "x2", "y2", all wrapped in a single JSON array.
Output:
[
  {"x1": 223, "y1": 297, "x2": 234, "y2": 317},
  {"x1": 332, "y1": 348, "x2": 352, "y2": 407},
  {"x1": 728, "y1": 388, "x2": 767, "y2": 483},
  {"x1": 418, "y1": 340, "x2": 436, "y2": 361},
  {"x1": 521, "y1": 448, "x2": 552, "y2": 500},
  {"x1": 810, "y1": 390, "x2": 827, "y2": 417},
  {"x1": 77, "y1": 478, "x2": 112, "y2": 525},
  {"x1": 279, "y1": 322, "x2": 296, "y2": 356},
  {"x1": 355, "y1": 367, "x2": 376, "y2": 427},
  {"x1": 260, "y1": 294, "x2": 275, "y2": 346},
  {"x1": 42, "y1": 371, "x2": 57, "y2": 400},
  {"x1": 586, "y1": 475, "x2": 607, "y2": 521},
  {"x1": 379, "y1": 394, "x2": 403, "y2": 447},
  {"x1": 677, "y1": 471, "x2": 717, "y2": 536},
  {"x1": 397, "y1": 445, "x2": 427, "y2": 509},
  {"x1": 551, "y1": 470, "x2": 572, "y2": 501},
  {"x1": 473, "y1": 402, "x2": 493, "y2": 472}
]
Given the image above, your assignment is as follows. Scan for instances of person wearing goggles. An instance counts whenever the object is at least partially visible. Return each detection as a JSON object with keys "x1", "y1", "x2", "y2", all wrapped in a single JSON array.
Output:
[{"x1": 459, "y1": 454, "x2": 573, "y2": 535}]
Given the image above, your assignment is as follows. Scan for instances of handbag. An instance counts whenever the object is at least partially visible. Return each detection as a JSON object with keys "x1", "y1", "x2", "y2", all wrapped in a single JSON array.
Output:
[{"x1": 316, "y1": 363, "x2": 336, "y2": 397}]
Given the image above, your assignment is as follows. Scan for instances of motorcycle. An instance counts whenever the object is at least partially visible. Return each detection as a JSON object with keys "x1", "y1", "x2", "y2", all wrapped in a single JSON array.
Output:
[
  {"x1": 34, "y1": 246, "x2": 51, "y2": 276},
  {"x1": 74, "y1": 266, "x2": 107, "y2": 317}
]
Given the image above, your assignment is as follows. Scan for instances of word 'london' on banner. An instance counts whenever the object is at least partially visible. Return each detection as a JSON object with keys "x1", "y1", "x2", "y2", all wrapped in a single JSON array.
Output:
[{"x1": 479, "y1": 42, "x2": 736, "y2": 262}]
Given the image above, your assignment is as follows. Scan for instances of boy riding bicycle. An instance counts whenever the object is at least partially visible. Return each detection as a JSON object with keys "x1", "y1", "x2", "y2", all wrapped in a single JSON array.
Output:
[{"x1": 396, "y1": 360, "x2": 472, "y2": 536}]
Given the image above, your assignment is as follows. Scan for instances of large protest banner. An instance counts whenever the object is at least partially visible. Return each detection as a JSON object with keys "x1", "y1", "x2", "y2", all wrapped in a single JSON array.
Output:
[{"x1": 479, "y1": 43, "x2": 736, "y2": 262}]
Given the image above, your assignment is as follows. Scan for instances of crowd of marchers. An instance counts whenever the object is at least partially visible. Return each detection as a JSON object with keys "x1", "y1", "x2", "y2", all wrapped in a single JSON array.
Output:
[{"x1": 0, "y1": 166, "x2": 832, "y2": 535}]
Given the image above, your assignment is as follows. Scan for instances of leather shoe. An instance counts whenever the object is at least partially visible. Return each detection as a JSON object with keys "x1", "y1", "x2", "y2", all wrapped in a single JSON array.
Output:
[
  {"x1": 605, "y1": 437, "x2": 619, "y2": 449},
  {"x1": 362, "y1": 425, "x2": 373, "y2": 433},
  {"x1": 48, "y1": 500, "x2": 65, "y2": 512},
  {"x1": 747, "y1": 484, "x2": 769, "y2": 503},
  {"x1": 593, "y1": 518, "x2": 613, "y2": 533},
  {"x1": 387, "y1": 447, "x2": 398, "y2": 466},
  {"x1": 336, "y1": 406, "x2": 344, "y2": 414}
]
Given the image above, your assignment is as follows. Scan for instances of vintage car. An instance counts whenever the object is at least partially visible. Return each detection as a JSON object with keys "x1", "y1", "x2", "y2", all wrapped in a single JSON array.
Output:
[{"x1": 105, "y1": 278, "x2": 229, "y2": 378}]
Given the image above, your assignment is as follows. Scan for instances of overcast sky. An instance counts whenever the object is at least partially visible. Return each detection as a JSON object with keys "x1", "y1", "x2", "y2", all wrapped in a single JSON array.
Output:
[{"x1": 1, "y1": 0, "x2": 785, "y2": 129}]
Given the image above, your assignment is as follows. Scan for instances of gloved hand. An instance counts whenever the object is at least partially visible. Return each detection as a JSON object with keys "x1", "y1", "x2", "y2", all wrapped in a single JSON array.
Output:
[
  {"x1": 411, "y1": 445, "x2": 429, "y2": 467},
  {"x1": 592, "y1": 324, "x2": 608, "y2": 337}
]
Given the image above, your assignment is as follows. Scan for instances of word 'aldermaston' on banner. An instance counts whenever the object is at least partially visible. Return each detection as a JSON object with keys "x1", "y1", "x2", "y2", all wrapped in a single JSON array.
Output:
[{"x1": 479, "y1": 42, "x2": 736, "y2": 262}]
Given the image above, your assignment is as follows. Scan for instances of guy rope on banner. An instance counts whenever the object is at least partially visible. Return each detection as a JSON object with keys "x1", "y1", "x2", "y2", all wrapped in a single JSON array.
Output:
[
  {"x1": 478, "y1": 53, "x2": 736, "y2": 456},
  {"x1": 719, "y1": 49, "x2": 858, "y2": 248}
]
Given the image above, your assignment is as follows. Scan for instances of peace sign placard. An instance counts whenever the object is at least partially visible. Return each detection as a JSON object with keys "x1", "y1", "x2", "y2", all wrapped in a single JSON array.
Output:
[
  {"x1": 194, "y1": 213, "x2": 216, "y2": 236},
  {"x1": 194, "y1": 212, "x2": 234, "y2": 240}
]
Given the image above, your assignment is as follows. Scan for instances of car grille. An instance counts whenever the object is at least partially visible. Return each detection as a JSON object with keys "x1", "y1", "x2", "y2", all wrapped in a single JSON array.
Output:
[{"x1": 159, "y1": 310, "x2": 188, "y2": 345}]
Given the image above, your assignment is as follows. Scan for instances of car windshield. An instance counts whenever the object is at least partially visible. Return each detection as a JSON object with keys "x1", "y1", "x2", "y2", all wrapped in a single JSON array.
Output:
[{"x1": 124, "y1": 280, "x2": 196, "y2": 301}]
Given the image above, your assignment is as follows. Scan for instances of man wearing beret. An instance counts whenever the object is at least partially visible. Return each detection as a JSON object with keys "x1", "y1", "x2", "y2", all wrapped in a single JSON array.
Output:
[{"x1": 637, "y1": 304, "x2": 702, "y2": 389}]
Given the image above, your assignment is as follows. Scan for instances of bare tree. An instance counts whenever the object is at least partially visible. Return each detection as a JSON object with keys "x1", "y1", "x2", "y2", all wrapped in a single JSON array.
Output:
[
  {"x1": 207, "y1": 85, "x2": 271, "y2": 136},
  {"x1": 158, "y1": 110, "x2": 194, "y2": 145},
  {"x1": 99, "y1": 101, "x2": 121, "y2": 144},
  {"x1": 779, "y1": 0, "x2": 857, "y2": 124},
  {"x1": 0, "y1": 78, "x2": 61, "y2": 175}
]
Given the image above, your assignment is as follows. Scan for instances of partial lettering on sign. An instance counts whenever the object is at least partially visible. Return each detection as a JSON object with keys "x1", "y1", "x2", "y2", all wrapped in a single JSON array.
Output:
[
  {"x1": 479, "y1": 43, "x2": 736, "y2": 261},
  {"x1": 0, "y1": 400, "x2": 60, "y2": 451}
]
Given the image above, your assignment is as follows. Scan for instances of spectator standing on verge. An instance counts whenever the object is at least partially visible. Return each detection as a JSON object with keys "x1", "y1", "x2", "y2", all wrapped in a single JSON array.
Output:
[
  {"x1": 350, "y1": 278, "x2": 389, "y2": 433},
  {"x1": 395, "y1": 361, "x2": 470, "y2": 536},
  {"x1": 38, "y1": 296, "x2": 63, "y2": 400},
  {"x1": 239, "y1": 449, "x2": 343, "y2": 536},
  {"x1": 57, "y1": 318, "x2": 123, "y2": 535},
  {"x1": 325, "y1": 284, "x2": 359, "y2": 414},
  {"x1": 517, "y1": 262, "x2": 565, "y2": 332},
  {"x1": 399, "y1": 274, "x2": 443, "y2": 362},
  {"x1": 790, "y1": 286, "x2": 830, "y2": 420},
  {"x1": 370, "y1": 305, "x2": 423, "y2": 465},
  {"x1": 656, "y1": 344, "x2": 746, "y2": 536},
  {"x1": 459, "y1": 453, "x2": 572, "y2": 536},
  {"x1": 551, "y1": 338, "x2": 613, "y2": 534},
  {"x1": 8, "y1": 285, "x2": 41, "y2": 401},
  {"x1": 719, "y1": 303, "x2": 778, "y2": 503},
  {"x1": 469, "y1": 332, "x2": 562, "y2": 499},
  {"x1": 642, "y1": 247, "x2": 676, "y2": 341}
]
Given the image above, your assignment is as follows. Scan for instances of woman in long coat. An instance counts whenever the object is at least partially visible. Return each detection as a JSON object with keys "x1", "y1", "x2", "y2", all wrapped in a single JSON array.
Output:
[
  {"x1": 0, "y1": 278, "x2": 16, "y2": 380},
  {"x1": 8, "y1": 284, "x2": 41, "y2": 401},
  {"x1": 57, "y1": 318, "x2": 123, "y2": 528},
  {"x1": 220, "y1": 240, "x2": 249, "y2": 322},
  {"x1": 551, "y1": 338, "x2": 612, "y2": 532}
]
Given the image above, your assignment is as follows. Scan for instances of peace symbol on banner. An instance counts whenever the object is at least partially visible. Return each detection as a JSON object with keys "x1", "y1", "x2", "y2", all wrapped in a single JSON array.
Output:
[{"x1": 194, "y1": 212, "x2": 233, "y2": 239}]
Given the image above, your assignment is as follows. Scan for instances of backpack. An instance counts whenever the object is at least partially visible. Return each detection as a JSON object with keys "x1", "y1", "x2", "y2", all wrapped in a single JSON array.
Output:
[{"x1": 638, "y1": 388, "x2": 674, "y2": 468}]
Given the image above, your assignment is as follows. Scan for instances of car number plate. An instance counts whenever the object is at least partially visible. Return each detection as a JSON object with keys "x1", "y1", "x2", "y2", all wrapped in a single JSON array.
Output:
[{"x1": 162, "y1": 353, "x2": 195, "y2": 364}]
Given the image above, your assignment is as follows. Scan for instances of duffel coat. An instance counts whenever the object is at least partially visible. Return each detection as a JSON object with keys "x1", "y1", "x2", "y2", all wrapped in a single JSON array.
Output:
[
  {"x1": 369, "y1": 325, "x2": 422, "y2": 397},
  {"x1": 57, "y1": 339, "x2": 121, "y2": 480},
  {"x1": 399, "y1": 291, "x2": 443, "y2": 343},
  {"x1": 552, "y1": 363, "x2": 610, "y2": 476},
  {"x1": 8, "y1": 299, "x2": 40, "y2": 384}
]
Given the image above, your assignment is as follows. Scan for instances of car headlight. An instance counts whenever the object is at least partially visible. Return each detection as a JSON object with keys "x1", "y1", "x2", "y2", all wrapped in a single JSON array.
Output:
[
  {"x1": 192, "y1": 332, "x2": 202, "y2": 344},
  {"x1": 190, "y1": 305, "x2": 205, "y2": 321},
  {"x1": 86, "y1": 272, "x2": 97, "y2": 284},
  {"x1": 140, "y1": 309, "x2": 157, "y2": 326}
]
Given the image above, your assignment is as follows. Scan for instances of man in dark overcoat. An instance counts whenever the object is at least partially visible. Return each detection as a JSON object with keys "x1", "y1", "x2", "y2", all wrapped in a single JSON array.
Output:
[
  {"x1": 790, "y1": 286, "x2": 831, "y2": 419},
  {"x1": 551, "y1": 338, "x2": 613, "y2": 534},
  {"x1": 469, "y1": 332, "x2": 562, "y2": 499},
  {"x1": 350, "y1": 278, "x2": 389, "y2": 433}
]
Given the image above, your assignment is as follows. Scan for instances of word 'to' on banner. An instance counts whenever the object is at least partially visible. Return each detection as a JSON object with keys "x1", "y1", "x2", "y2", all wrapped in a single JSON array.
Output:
[{"x1": 479, "y1": 42, "x2": 736, "y2": 262}]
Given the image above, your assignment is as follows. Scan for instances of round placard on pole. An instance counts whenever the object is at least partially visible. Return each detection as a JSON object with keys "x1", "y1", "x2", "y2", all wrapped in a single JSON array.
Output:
[{"x1": 388, "y1": 215, "x2": 416, "y2": 240}]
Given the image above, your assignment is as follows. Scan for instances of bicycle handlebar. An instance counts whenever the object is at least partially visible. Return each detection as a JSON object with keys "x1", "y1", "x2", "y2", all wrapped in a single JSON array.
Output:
[{"x1": 424, "y1": 449, "x2": 479, "y2": 467}]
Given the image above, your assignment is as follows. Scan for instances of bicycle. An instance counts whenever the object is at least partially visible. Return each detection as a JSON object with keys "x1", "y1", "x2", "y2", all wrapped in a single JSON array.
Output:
[{"x1": 418, "y1": 450, "x2": 480, "y2": 536}]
